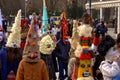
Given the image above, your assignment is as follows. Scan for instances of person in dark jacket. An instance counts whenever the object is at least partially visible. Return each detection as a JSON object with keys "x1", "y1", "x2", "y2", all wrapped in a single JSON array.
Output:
[
  {"x1": 2, "y1": 17, "x2": 7, "y2": 32},
  {"x1": 55, "y1": 31, "x2": 70, "y2": 80}
]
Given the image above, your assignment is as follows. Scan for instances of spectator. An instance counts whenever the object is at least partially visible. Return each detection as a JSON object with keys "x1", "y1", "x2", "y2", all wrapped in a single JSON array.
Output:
[
  {"x1": 2, "y1": 17, "x2": 7, "y2": 32},
  {"x1": 98, "y1": 35, "x2": 120, "y2": 80}
]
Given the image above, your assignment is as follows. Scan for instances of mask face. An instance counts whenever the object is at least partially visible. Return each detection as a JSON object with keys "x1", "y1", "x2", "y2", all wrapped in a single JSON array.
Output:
[
  {"x1": 40, "y1": 35, "x2": 56, "y2": 54},
  {"x1": 77, "y1": 60, "x2": 93, "y2": 78},
  {"x1": 77, "y1": 37, "x2": 94, "y2": 79}
]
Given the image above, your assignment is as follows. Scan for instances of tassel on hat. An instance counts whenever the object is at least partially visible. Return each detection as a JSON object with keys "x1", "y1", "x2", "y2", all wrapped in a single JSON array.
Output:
[
  {"x1": 6, "y1": 9, "x2": 21, "y2": 48},
  {"x1": 23, "y1": 13, "x2": 40, "y2": 62}
]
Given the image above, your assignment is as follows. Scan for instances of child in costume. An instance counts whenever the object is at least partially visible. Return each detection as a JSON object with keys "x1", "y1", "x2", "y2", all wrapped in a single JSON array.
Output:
[
  {"x1": 68, "y1": 13, "x2": 94, "y2": 80},
  {"x1": 16, "y1": 13, "x2": 49, "y2": 80},
  {"x1": 0, "y1": 10, "x2": 22, "y2": 80},
  {"x1": 98, "y1": 35, "x2": 120, "y2": 80}
]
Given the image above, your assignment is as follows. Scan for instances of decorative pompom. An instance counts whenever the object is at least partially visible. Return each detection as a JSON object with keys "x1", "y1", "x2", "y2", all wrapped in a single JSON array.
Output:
[
  {"x1": 30, "y1": 26, "x2": 33, "y2": 31},
  {"x1": 34, "y1": 19, "x2": 37, "y2": 25},
  {"x1": 28, "y1": 34, "x2": 31, "y2": 38},
  {"x1": 34, "y1": 26, "x2": 37, "y2": 31},
  {"x1": 32, "y1": 41, "x2": 36, "y2": 46}
]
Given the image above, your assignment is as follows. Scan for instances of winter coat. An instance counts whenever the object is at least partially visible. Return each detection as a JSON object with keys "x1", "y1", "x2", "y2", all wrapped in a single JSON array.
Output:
[
  {"x1": 55, "y1": 39, "x2": 70, "y2": 63},
  {"x1": 40, "y1": 53, "x2": 56, "y2": 80},
  {"x1": 16, "y1": 59, "x2": 49, "y2": 80},
  {"x1": 0, "y1": 47, "x2": 21, "y2": 80},
  {"x1": 99, "y1": 61, "x2": 120, "y2": 80}
]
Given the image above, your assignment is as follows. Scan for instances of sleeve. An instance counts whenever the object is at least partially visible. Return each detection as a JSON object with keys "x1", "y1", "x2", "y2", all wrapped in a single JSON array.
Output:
[
  {"x1": 42, "y1": 61, "x2": 49, "y2": 80},
  {"x1": 99, "y1": 61, "x2": 120, "y2": 77},
  {"x1": 16, "y1": 60, "x2": 24, "y2": 80}
]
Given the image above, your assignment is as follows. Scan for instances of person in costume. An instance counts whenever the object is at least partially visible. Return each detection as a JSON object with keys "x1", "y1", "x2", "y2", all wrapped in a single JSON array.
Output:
[
  {"x1": 39, "y1": 34, "x2": 57, "y2": 80},
  {"x1": 68, "y1": 13, "x2": 94, "y2": 80},
  {"x1": 20, "y1": 18, "x2": 29, "y2": 53},
  {"x1": 69, "y1": 20, "x2": 79, "y2": 58},
  {"x1": 16, "y1": 13, "x2": 49, "y2": 80},
  {"x1": 98, "y1": 35, "x2": 120, "y2": 80},
  {"x1": 0, "y1": 10, "x2": 22, "y2": 80},
  {"x1": 39, "y1": 0, "x2": 58, "y2": 79},
  {"x1": 91, "y1": 27, "x2": 104, "y2": 80},
  {"x1": 54, "y1": 12, "x2": 71, "y2": 80}
]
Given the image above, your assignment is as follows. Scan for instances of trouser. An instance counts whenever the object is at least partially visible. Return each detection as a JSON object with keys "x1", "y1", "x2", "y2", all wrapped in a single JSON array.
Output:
[{"x1": 58, "y1": 61, "x2": 68, "y2": 80}]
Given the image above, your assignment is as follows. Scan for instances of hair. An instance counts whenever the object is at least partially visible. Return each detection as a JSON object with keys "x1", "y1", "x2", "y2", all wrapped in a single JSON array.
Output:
[
  {"x1": 97, "y1": 35, "x2": 115, "y2": 57},
  {"x1": 82, "y1": 13, "x2": 92, "y2": 24}
]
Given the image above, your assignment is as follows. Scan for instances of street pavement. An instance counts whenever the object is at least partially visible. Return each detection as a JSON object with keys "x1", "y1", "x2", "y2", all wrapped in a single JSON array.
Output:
[{"x1": 107, "y1": 28, "x2": 117, "y2": 39}]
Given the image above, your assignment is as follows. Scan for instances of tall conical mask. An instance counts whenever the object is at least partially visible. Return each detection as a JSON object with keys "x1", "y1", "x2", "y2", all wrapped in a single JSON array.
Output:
[
  {"x1": 6, "y1": 9, "x2": 21, "y2": 48},
  {"x1": 41, "y1": 0, "x2": 48, "y2": 34},
  {"x1": 23, "y1": 13, "x2": 40, "y2": 62}
]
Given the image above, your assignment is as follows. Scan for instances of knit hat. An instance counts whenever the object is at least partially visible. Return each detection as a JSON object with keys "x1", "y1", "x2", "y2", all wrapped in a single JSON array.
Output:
[
  {"x1": 23, "y1": 13, "x2": 40, "y2": 62},
  {"x1": 6, "y1": 9, "x2": 21, "y2": 48}
]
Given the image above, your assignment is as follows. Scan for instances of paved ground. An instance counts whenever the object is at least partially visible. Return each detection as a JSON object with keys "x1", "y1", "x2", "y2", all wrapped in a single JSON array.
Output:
[{"x1": 107, "y1": 28, "x2": 117, "y2": 39}]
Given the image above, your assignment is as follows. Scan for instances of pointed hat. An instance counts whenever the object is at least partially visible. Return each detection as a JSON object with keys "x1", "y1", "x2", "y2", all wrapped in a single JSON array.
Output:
[
  {"x1": 6, "y1": 9, "x2": 21, "y2": 48},
  {"x1": 23, "y1": 13, "x2": 40, "y2": 62},
  {"x1": 41, "y1": 0, "x2": 48, "y2": 34}
]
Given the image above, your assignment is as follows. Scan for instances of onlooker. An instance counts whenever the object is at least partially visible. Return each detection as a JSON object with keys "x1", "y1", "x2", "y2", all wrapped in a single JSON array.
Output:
[
  {"x1": 2, "y1": 17, "x2": 7, "y2": 32},
  {"x1": 51, "y1": 24, "x2": 58, "y2": 36},
  {"x1": 98, "y1": 35, "x2": 120, "y2": 80}
]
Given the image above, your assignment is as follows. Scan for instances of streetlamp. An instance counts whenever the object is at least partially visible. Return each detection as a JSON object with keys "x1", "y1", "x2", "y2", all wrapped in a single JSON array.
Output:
[{"x1": 25, "y1": 0, "x2": 28, "y2": 18}]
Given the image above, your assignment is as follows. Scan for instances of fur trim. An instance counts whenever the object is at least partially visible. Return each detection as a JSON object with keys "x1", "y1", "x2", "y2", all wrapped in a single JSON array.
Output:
[
  {"x1": 68, "y1": 58, "x2": 76, "y2": 76},
  {"x1": 78, "y1": 24, "x2": 92, "y2": 37},
  {"x1": 74, "y1": 43, "x2": 82, "y2": 57},
  {"x1": 39, "y1": 35, "x2": 56, "y2": 54}
]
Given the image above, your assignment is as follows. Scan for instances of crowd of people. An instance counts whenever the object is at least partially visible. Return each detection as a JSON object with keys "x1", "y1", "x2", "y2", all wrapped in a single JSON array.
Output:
[{"x1": 0, "y1": 9, "x2": 120, "y2": 80}]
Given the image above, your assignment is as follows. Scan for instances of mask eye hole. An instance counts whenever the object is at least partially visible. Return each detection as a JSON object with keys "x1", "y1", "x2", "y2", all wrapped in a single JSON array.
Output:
[
  {"x1": 28, "y1": 51, "x2": 31, "y2": 53},
  {"x1": 47, "y1": 44, "x2": 51, "y2": 48},
  {"x1": 35, "y1": 52, "x2": 38, "y2": 54},
  {"x1": 87, "y1": 64, "x2": 91, "y2": 67},
  {"x1": 81, "y1": 64, "x2": 85, "y2": 68}
]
